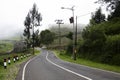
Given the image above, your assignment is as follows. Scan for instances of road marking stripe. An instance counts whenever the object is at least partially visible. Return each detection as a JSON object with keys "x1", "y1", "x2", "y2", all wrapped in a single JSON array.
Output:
[
  {"x1": 53, "y1": 51, "x2": 120, "y2": 76},
  {"x1": 22, "y1": 57, "x2": 37, "y2": 80},
  {"x1": 46, "y1": 52, "x2": 92, "y2": 80}
]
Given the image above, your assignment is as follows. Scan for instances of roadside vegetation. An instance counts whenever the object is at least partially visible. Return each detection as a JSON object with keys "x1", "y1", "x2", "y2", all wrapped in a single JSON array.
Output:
[
  {"x1": 78, "y1": 18, "x2": 120, "y2": 66},
  {"x1": 54, "y1": 50, "x2": 120, "y2": 73},
  {"x1": 76, "y1": 0, "x2": 120, "y2": 66},
  {"x1": 34, "y1": 48, "x2": 41, "y2": 55},
  {"x1": 45, "y1": 0, "x2": 120, "y2": 73},
  {"x1": 0, "y1": 48, "x2": 40, "y2": 80},
  {"x1": 0, "y1": 41, "x2": 13, "y2": 53}
]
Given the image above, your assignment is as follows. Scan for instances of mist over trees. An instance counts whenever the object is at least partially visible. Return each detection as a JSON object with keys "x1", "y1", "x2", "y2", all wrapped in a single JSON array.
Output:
[{"x1": 49, "y1": 24, "x2": 85, "y2": 35}]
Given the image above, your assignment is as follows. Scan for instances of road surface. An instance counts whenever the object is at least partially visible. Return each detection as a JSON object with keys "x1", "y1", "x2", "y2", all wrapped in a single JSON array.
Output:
[{"x1": 16, "y1": 49, "x2": 120, "y2": 80}]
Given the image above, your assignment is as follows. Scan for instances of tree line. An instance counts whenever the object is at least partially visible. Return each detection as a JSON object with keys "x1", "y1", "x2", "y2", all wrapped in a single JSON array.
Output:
[
  {"x1": 65, "y1": 0, "x2": 120, "y2": 66},
  {"x1": 23, "y1": 0, "x2": 120, "y2": 66},
  {"x1": 76, "y1": 0, "x2": 120, "y2": 66}
]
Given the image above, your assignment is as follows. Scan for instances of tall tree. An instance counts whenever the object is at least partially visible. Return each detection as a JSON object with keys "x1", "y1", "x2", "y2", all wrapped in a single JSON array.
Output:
[
  {"x1": 96, "y1": 0, "x2": 120, "y2": 19},
  {"x1": 34, "y1": 30, "x2": 41, "y2": 47},
  {"x1": 90, "y1": 7, "x2": 106, "y2": 25},
  {"x1": 23, "y1": 13, "x2": 31, "y2": 48},
  {"x1": 23, "y1": 3, "x2": 42, "y2": 54},
  {"x1": 30, "y1": 3, "x2": 42, "y2": 51},
  {"x1": 40, "y1": 30, "x2": 55, "y2": 46}
]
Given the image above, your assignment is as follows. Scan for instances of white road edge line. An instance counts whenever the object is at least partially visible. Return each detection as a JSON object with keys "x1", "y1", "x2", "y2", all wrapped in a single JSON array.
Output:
[
  {"x1": 22, "y1": 57, "x2": 37, "y2": 80},
  {"x1": 53, "y1": 51, "x2": 120, "y2": 76},
  {"x1": 46, "y1": 52, "x2": 92, "y2": 80}
]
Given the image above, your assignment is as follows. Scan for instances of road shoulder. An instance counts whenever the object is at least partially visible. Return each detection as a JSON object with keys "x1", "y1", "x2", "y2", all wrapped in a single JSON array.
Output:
[{"x1": 15, "y1": 56, "x2": 35, "y2": 80}]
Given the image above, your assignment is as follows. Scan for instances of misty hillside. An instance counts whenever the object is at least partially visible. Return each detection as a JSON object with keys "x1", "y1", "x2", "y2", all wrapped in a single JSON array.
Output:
[
  {"x1": 0, "y1": 30, "x2": 23, "y2": 40},
  {"x1": 48, "y1": 24, "x2": 86, "y2": 47},
  {"x1": 49, "y1": 24, "x2": 86, "y2": 36}
]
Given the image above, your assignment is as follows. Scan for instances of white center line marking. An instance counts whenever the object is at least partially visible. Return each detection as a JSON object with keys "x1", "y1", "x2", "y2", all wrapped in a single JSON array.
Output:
[{"x1": 46, "y1": 52, "x2": 92, "y2": 80}]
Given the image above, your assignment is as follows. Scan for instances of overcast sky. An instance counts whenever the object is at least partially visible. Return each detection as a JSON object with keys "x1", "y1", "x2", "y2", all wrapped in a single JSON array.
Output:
[{"x1": 0, "y1": 0, "x2": 103, "y2": 39}]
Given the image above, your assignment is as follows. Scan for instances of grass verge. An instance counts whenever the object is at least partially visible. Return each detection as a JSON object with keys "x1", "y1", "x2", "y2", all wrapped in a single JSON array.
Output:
[
  {"x1": 0, "y1": 56, "x2": 32, "y2": 80},
  {"x1": 34, "y1": 48, "x2": 41, "y2": 56},
  {"x1": 54, "y1": 50, "x2": 120, "y2": 73},
  {"x1": 0, "y1": 41, "x2": 13, "y2": 53},
  {"x1": 0, "y1": 48, "x2": 40, "y2": 80}
]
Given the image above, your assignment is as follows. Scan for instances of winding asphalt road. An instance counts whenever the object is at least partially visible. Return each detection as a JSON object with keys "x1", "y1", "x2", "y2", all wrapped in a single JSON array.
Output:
[{"x1": 16, "y1": 49, "x2": 120, "y2": 80}]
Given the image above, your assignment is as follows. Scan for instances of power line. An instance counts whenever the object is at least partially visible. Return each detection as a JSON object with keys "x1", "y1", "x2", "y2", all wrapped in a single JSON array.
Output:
[
  {"x1": 77, "y1": 12, "x2": 91, "y2": 18},
  {"x1": 77, "y1": 6, "x2": 108, "y2": 18}
]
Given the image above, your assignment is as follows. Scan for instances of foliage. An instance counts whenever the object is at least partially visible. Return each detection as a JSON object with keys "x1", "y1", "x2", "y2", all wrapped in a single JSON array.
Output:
[
  {"x1": 0, "y1": 41, "x2": 13, "y2": 53},
  {"x1": 49, "y1": 24, "x2": 84, "y2": 48},
  {"x1": 90, "y1": 7, "x2": 106, "y2": 25},
  {"x1": 0, "y1": 50, "x2": 32, "y2": 80},
  {"x1": 97, "y1": 0, "x2": 120, "y2": 20},
  {"x1": 34, "y1": 30, "x2": 41, "y2": 47},
  {"x1": 78, "y1": 17, "x2": 120, "y2": 66},
  {"x1": 23, "y1": 3, "x2": 42, "y2": 48},
  {"x1": 81, "y1": 25, "x2": 106, "y2": 54},
  {"x1": 40, "y1": 29, "x2": 55, "y2": 45},
  {"x1": 66, "y1": 42, "x2": 73, "y2": 55},
  {"x1": 54, "y1": 50, "x2": 120, "y2": 73},
  {"x1": 66, "y1": 32, "x2": 73, "y2": 40},
  {"x1": 104, "y1": 35, "x2": 120, "y2": 65},
  {"x1": 23, "y1": 13, "x2": 31, "y2": 48}
]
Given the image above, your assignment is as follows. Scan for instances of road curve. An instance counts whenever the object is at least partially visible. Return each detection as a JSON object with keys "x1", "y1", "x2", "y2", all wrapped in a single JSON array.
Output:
[{"x1": 16, "y1": 49, "x2": 120, "y2": 80}]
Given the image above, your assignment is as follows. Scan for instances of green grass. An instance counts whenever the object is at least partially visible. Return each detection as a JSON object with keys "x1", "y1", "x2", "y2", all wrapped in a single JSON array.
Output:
[
  {"x1": 35, "y1": 49, "x2": 41, "y2": 55},
  {"x1": 29, "y1": 48, "x2": 41, "y2": 56},
  {"x1": 54, "y1": 50, "x2": 120, "y2": 73},
  {"x1": 0, "y1": 48, "x2": 41, "y2": 80},
  {"x1": 0, "y1": 52, "x2": 33, "y2": 80},
  {"x1": 0, "y1": 56, "x2": 32, "y2": 80},
  {"x1": 0, "y1": 41, "x2": 13, "y2": 53}
]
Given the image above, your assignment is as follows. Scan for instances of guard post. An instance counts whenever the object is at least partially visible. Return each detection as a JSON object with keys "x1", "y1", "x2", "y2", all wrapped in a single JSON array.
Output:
[
  {"x1": 13, "y1": 56, "x2": 16, "y2": 63},
  {"x1": 8, "y1": 57, "x2": 11, "y2": 65},
  {"x1": 16, "y1": 55, "x2": 19, "y2": 61},
  {"x1": 4, "y1": 59, "x2": 7, "y2": 69}
]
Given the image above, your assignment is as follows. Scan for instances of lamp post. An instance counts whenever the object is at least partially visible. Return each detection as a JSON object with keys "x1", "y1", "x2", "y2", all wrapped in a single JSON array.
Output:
[{"x1": 61, "y1": 6, "x2": 76, "y2": 60}]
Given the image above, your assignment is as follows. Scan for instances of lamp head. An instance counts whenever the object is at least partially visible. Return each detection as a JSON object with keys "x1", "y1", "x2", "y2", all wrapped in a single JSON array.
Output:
[{"x1": 61, "y1": 7, "x2": 65, "y2": 9}]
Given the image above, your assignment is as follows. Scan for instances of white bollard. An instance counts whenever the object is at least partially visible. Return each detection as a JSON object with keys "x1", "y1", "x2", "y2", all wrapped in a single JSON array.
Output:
[
  {"x1": 21, "y1": 55, "x2": 23, "y2": 59},
  {"x1": 16, "y1": 56, "x2": 19, "y2": 61},
  {"x1": 13, "y1": 57, "x2": 16, "y2": 63},
  {"x1": 4, "y1": 59, "x2": 7, "y2": 69},
  {"x1": 8, "y1": 57, "x2": 11, "y2": 65}
]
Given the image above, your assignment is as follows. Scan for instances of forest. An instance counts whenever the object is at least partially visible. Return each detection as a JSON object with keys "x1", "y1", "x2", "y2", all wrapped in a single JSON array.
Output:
[{"x1": 68, "y1": 0, "x2": 120, "y2": 66}]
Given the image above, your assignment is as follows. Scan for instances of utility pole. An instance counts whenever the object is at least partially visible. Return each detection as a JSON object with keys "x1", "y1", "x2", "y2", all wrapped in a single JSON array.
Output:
[
  {"x1": 74, "y1": 16, "x2": 77, "y2": 60},
  {"x1": 61, "y1": 6, "x2": 76, "y2": 60},
  {"x1": 55, "y1": 19, "x2": 64, "y2": 50},
  {"x1": 32, "y1": 23, "x2": 34, "y2": 55}
]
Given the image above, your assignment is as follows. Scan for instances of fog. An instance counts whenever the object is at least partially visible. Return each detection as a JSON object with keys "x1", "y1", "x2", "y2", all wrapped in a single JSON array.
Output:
[{"x1": 0, "y1": 0, "x2": 101, "y2": 39}]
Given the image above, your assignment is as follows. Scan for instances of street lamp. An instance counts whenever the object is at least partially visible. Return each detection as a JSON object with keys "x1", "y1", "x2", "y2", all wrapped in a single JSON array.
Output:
[{"x1": 61, "y1": 6, "x2": 76, "y2": 60}]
